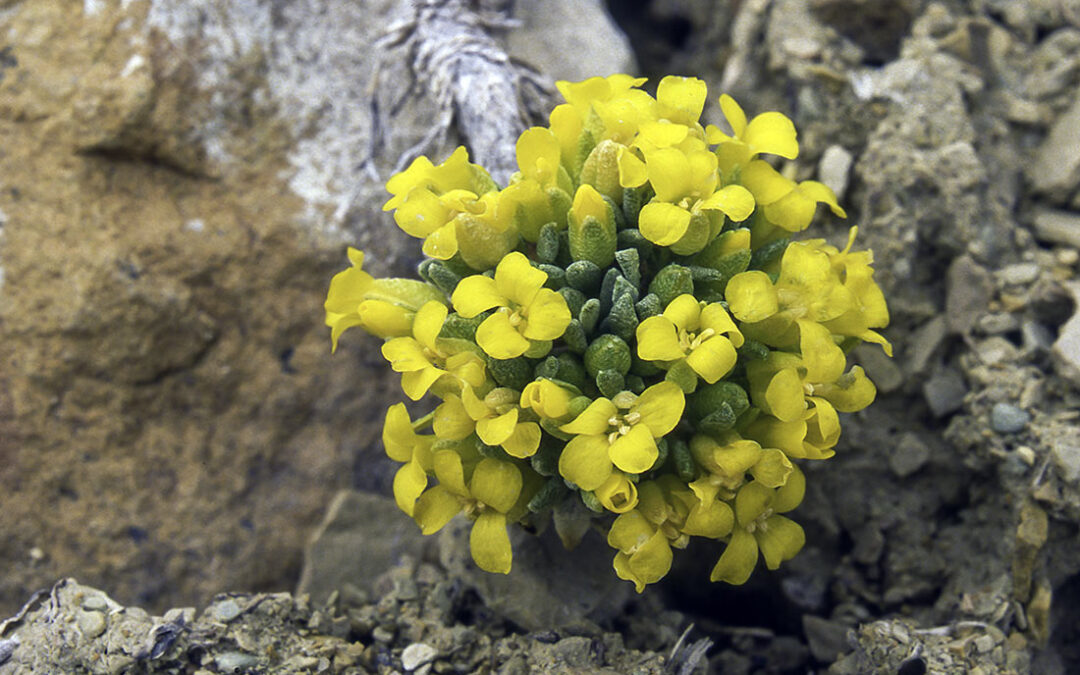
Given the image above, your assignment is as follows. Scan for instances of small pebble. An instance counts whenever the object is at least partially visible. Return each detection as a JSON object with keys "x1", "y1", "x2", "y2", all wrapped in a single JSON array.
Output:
[
  {"x1": 974, "y1": 634, "x2": 995, "y2": 653},
  {"x1": 212, "y1": 598, "x2": 243, "y2": 623},
  {"x1": 923, "y1": 369, "x2": 968, "y2": 417},
  {"x1": 890, "y1": 433, "x2": 930, "y2": 477},
  {"x1": 819, "y1": 145, "x2": 854, "y2": 200},
  {"x1": 998, "y1": 262, "x2": 1040, "y2": 285},
  {"x1": 401, "y1": 643, "x2": 438, "y2": 671},
  {"x1": 77, "y1": 610, "x2": 107, "y2": 639},
  {"x1": 1051, "y1": 444, "x2": 1080, "y2": 483},
  {"x1": 372, "y1": 626, "x2": 395, "y2": 643},
  {"x1": 991, "y1": 403, "x2": 1030, "y2": 433},
  {"x1": 216, "y1": 651, "x2": 260, "y2": 671}
]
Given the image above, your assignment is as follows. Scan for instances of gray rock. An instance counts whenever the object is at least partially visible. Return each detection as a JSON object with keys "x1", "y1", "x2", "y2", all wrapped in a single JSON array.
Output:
[
  {"x1": 76, "y1": 611, "x2": 107, "y2": 639},
  {"x1": 210, "y1": 598, "x2": 243, "y2": 623},
  {"x1": 1052, "y1": 443, "x2": 1080, "y2": 484},
  {"x1": 1032, "y1": 207, "x2": 1080, "y2": 249},
  {"x1": 906, "y1": 316, "x2": 948, "y2": 376},
  {"x1": 853, "y1": 344, "x2": 903, "y2": 393},
  {"x1": 818, "y1": 145, "x2": 854, "y2": 201},
  {"x1": 889, "y1": 432, "x2": 930, "y2": 478},
  {"x1": 802, "y1": 615, "x2": 850, "y2": 663},
  {"x1": 998, "y1": 262, "x2": 1041, "y2": 286},
  {"x1": 439, "y1": 517, "x2": 632, "y2": 631},
  {"x1": 976, "y1": 336, "x2": 1020, "y2": 366},
  {"x1": 990, "y1": 403, "x2": 1030, "y2": 434},
  {"x1": 505, "y1": 0, "x2": 635, "y2": 83},
  {"x1": 401, "y1": 642, "x2": 438, "y2": 671},
  {"x1": 297, "y1": 490, "x2": 431, "y2": 604},
  {"x1": 1028, "y1": 93, "x2": 1080, "y2": 202},
  {"x1": 946, "y1": 255, "x2": 993, "y2": 335},
  {"x1": 1052, "y1": 281, "x2": 1080, "y2": 386},
  {"x1": 216, "y1": 651, "x2": 261, "y2": 672},
  {"x1": 922, "y1": 368, "x2": 967, "y2": 417}
]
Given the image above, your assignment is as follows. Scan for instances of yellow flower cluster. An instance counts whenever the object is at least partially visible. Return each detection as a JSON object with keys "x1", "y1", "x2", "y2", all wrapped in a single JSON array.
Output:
[{"x1": 325, "y1": 74, "x2": 890, "y2": 590}]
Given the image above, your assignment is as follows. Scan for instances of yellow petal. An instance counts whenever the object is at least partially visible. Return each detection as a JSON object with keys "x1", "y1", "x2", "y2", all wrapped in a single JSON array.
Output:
[
  {"x1": 639, "y1": 202, "x2": 692, "y2": 247},
  {"x1": 799, "y1": 320, "x2": 846, "y2": 383},
  {"x1": 718, "y1": 94, "x2": 748, "y2": 139},
  {"x1": 393, "y1": 460, "x2": 428, "y2": 516},
  {"x1": 710, "y1": 438, "x2": 763, "y2": 482},
  {"x1": 628, "y1": 530, "x2": 673, "y2": 586},
  {"x1": 746, "y1": 416, "x2": 809, "y2": 460},
  {"x1": 559, "y1": 434, "x2": 614, "y2": 491},
  {"x1": 613, "y1": 551, "x2": 646, "y2": 593},
  {"x1": 618, "y1": 147, "x2": 648, "y2": 188},
  {"x1": 413, "y1": 485, "x2": 461, "y2": 535},
  {"x1": 683, "y1": 499, "x2": 734, "y2": 539},
  {"x1": 356, "y1": 300, "x2": 415, "y2": 340},
  {"x1": 698, "y1": 184, "x2": 755, "y2": 222},
  {"x1": 710, "y1": 528, "x2": 758, "y2": 584},
  {"x1": 815, "y1": 366, "x2": 877, "y2": 412},
  {"x1": 476, "y1": 408, "x2": 519, "y2": 446},
  {"x1": 561, "y1": 397, "x2": 618, "y2": 436},
  {"x1": 421, "y1": 221, "x2": 459, "y2": 260},
  {"x1": 635, "y1": 481, "x2": 668, "y2": 525},
  {"x1": 609, "y1": 424, "x2": 659, "y2": 474},
  {"x1": 686, "y1": 336, "x2": 737, "y2": 383},
  {"x1": 413, "y1": 301, "x2": 448, "y2": 351},
  {"x1": 740, "y1": 160, "x2": 795, "y2": 205},
  {"x1": 328, "y1": 314, "x2": 365, "y2": 353},
  {"x1": 806, "y1": 396, "x2": 841, "y2": 450},
  {"x1": 657, "y1": 75, "x2": 707, "y2": 125},
  {"x1": 503, "y1": 421, "x2": 541, "y2": 459},
  {"x1": 495, "y1": 251, "x2": 547, "y2": 307},
  {"x1": 433, "y1": 449, "x2": 469, "y2": 497},
  {"x1": 400, "y1": 366, "x2": 446, "y2": 401},
  {"x1": 744, "y1": 111, "x2": 799, "y2": 159},
  {"x1": 520, "y1": 379, "x2": 571, "y2": 420},
  {"x1": 383, "y1": 403, "x2": 418, "y2": 463},
  {"x1": 476, "y1": 312, "x2": 531, "y2": 360},
  {"x1": 607, "y1": 510, "x2": 655, "y2": 552},
  {"x1": 750, "y1": 448, "x2": 794, "y2": 488},
  {"x1": 570, "y1": 183, "x2": 611, "y2": 226},
  {"x1": 763, "y1": 189, "x2": 818, "y2": 232},
  {"x1": 381, "y1": 337, "x2": 431, "y2": 373},
  {"x1": 662, "y1": 294, "x2": 702, "y2": 332},
  {"x1": 700, "y1": 303, "x2": 744, "y2": 347},
  {"x1": 470, "y1": 458, "x2": 522, "y2": 513},
  {"x1": 595, "y1": 473, "x2": 639, "y2": 513},
  {"x1": 452, "y1": 275, "x2": 505, "y2": 318},
  {"x1": 636, "y1": 316, "x2": 686, "y2": 362},
  {"x1": 637, "y1": 120, "x2": 689, "y2": 148},
  {"x1": 470, "y1": 511, "x2": 512, "y2": 574},
  {"x1": 644, "y1": 148, "x2": 692, "y2": 203},
  {"x1": 516, "y1": 126, "x2": 560, "y2": 178},
  {"x1": 725, "y1": 271, "x2": 779, "y2": 323},
  {"x1": 757, "y1": 515, "x2": 805, "y2": 570},
  {"x1": 522, "y1": 289, "x2": 572, "y2": 340},
  {"x1": 798, "y1": 180, "x2": 845, "y2": 217},
  {"x1": 433, "y1": 396, "x2": 475, "y2": 441},
  {"x1": 632, "y1": 381, "x2": 685, "y2": 437},
  {"x1": 773, "y1": 463, "x2": 806, "y2": 513},
  {"x1": 734, "y1": 481, "x2": 774, "y2": 526},
  {"x1": 394, "y1": 188, "x2": 450, "y2": 238},
  {"x1": 765, "y1": 367, "x2": 807, "y2": 422}
]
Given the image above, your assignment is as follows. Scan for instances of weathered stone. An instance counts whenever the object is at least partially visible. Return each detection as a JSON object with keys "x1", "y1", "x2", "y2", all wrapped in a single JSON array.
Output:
[
  {"x1": 401, "y1": 642, "x2": 438, "y2": 671},
  {"x1": 946, "y1": 256, "x2": 993, "y2": 335},
  {"x1": 990, "y1": 403, "x2": 1030, "y2": 434},
  {"x1": 889, "y1": 432, "x2": 930, "y2": 478},
  {"x1": 1052, "y1": 281, "x2": 1080, "y2": 386},
  {"x1": 802, "y1": 615, "x2": 850, "y2": 663},
  {"x1": 922, "y1": 368, "x2": 968, "y2": 417},
  {"x1": 1028, "y1": 93, "x2": 1080, "y2": 201},
  {"x1": 1032, "y1": 207, "x2": 1080, "y2": 249},
  {"x1": 297, "y1": 490, "x2": 431, "y2": 604},
  {"x1": 818, "y1": 145, "x2": 854, "y2": 201},
  {"x1": 906, "y1": 316, "x2": 948, "y2": 376}
]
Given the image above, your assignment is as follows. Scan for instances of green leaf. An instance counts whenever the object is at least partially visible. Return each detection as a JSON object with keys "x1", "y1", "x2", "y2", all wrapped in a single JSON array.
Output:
[
  {"x1": 584, "y1": 334, "x2": 632, "y2": 376},
  {"x1": 604, "y1": 293, "x2": 639, "y2": 343},
  {"x1": 562, "y1": 319, "x2": 588, "y2": 354},
  {"x1": 672, "y1": 439, "x2": 697, "y2": 482},
  {"x1": 536, "y1": 222, "x2": 561, "y2": 263},
  {"x1": 615, "y1": 248, "x2": 642, "y2": 289},
  {"x1": 527, "y1": 477, "x2": 569, "y2": 513},
  {"x1": 539, "y1": 263, "x2": 566, "y2": 289},
  {"x1": 579, "y1": 298, "x2": 601, "y2": 334},
  {"x1": 635, "y1": 293, "x2": 663, "y2": 320},
  {"x1": 750, "y1": 237, "x2": 789, "y2": 271},
  {"x1": 418, "y1": 259, "x2": 461, "y2": 295},
  {"x1": 566, "y1": 260, "x2": 603, "y2": 293},
  {"x1": 649, "y1": 264, "x2": 694, "y2": 306},
  {"x1": 488, "y1": 356, "x2": 534, "y2": 390},
  {"x1": 596, "y1": 369, "x2": 625, "y2": 398}
]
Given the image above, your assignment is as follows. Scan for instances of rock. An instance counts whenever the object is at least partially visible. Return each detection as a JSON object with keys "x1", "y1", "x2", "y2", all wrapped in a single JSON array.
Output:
[
  {"x1": 297, "y1": 490, "x2": 431, "y2": 604},
  {"x1": 802, "y1": 615, "x2": 850, "y2": 663},
  {"x1": 1028, "y1": 93, "x2": 1080, "y2": 202},
  {"x1": 504, "y1": 0, "x2": 635, "y2": 83},
  {"x1": 946, "y1": 256, "x2": 994, "y2": 335},
  {"x1": 976, "y1": 336, "x2": 1020, "y2": 366},
  {"x1": 922, "y1": 368, "x2": 968, "y2": 417},
  {"x1": 889, "y1": 432, "x2": 930, "y2": 478},
  {"x1": 438, "y1": 517, "x2": 632, "y2": 631},
  {"x1": 990, "y1": 403, "x2": 1030, "y2": 433},
  {"x1": 818, "y1": 145, "x2": 854, "y2": 201},
  {"x1": 1032, "y1": 207, "x2": 1080, "y2": 249},
  {"x1": 401, "y1": 642, "x2": 438, "y2": 671},
  {"x1": 997, "y1": 262, "x2": 1041, "y2": 286},
  {"x1": 906, "y1": 316, "x2": 948, "y2": 376},
  {"x1": 1052, "y1": 281, "x2": 1080, "y2": 386},
  {"x1": 1051, "y1": 441, "x2": 1080, "y2": 483},
  {"x1": 853, "y1": 344, "x2": 903, "y2": 393}
]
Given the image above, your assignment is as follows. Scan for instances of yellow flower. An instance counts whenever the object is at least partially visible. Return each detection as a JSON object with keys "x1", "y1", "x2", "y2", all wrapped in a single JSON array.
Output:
[
  {"x1": 412, "y1": 452, "x2": 527, "y2": 574},
  {"x1": 324, "y1": 247, "x2": 447, "y2": 349},
  {"x1": 607, "y1": 509, "x2": 673, "y2": 592},
  {"x1": 382, "y1": 403, "x2": 434, "y2": 516},
  {"x1": 380, "y1": 301, "x2": 487, "y2": 400},
  {"x1": 710, "y1": 475, "x2": 806, "y2": 585},
  {"x1": 520, "y1": 378, "x2": 574, "y2": 421},
  {"x1": 636, "y1": 294, "x2": 744, "y2": 385},
  {"x1": 807, "y1": 228, "x2": 891, "y2": 355},
  {"x1": 450, "y1": 252, "x2": 572, "y2": 359},
  {"x1": 383, "y1": 147, "x2": 502, "y2": 260},
  {"x1": 555, "y1": 74, "x2": 655, "y2": 146},
  {"x1": 595, "y1": 473, "x2": 639, "y2": 514},
  {"x1": 433, "y1": 386, "x2": 541, "y2": 458},
  {"x1": 739, "y1": 160, "x2": 846, "y2": 233},
  {"x1": 689, "y1": 434, "x2": 794, "y2": 492},
  {"x1": 618, "y1": 141, "x2": 755, "y2": 253},
  {"x1": 558, "y1": 383, "x2": 685, "y2": 491},
  {"x1": 707, "y1": 94, "x2": 799, "y2": 162}
]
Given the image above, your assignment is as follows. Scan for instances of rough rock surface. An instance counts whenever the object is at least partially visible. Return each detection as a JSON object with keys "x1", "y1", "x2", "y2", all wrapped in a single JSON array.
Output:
[{"x1": 0, "y1": 0, "x2": 631, "y2": 617}]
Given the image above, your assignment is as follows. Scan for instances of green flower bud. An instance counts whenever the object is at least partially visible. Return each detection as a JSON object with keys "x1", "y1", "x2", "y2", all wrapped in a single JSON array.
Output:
[
  {"x1": 584, "y1": 334, "x2": 632, "y2": 377},
  {"x1": 488, "y1": 355, "x2": 533, "y2": 390},
  {"x1": 539, "y1": 263, "x2": 566, "y2": 289},
  {"x1": 566, "y1": 260, "x2": 603, "y2": 293},
  {"x1": 559, "y1": 287, "x2": 588, "y2": 318},
  {"x1": 622, "y1": 185, "x2": 647, "y2": 226},
  {"x1": 536, "y1": 222, "x2": 561, "y2": 263},
  {"x1": 649, "y1": 264, "x2": 694, "y2": 307},
  {"x1": 562, "y1": 319, "x2": 589, "y2": 354},
  {"x1": 579, "y1": 298, "x2": 601, "y2": 334},
  {"x1": 604, "y1": 293, "x2": 639, "y2": 343},
  {"x1": 580, "y1": 139, "x2": 623, "y2": 202},
  {"x1": 615, "y1": 248, "x2": 642, "y2": 289},
  {"x1": 596, "y1": 369, "x2": 625, "y2": 398},
  {"x1": 418, "y1": 259, "x2": 461, "y2": 295},
  {"x1": 440, "y1": 312, "x2": 485, "y2": 340},
  {"x1": 455, "y1": 213, "x2": 518, "y2": 270},
  {"x1": 689, "y1": 381, "x2": 750, "y2": 422},
  {"x1": 568, "y1": 184, "x2": 617, "y2": 268},
  {"x1": 671, "y1": 438, "x2": 697, "y2": 482},
  {"x1": 635, "y1": 293, "x2": 663, "y2": 320}
]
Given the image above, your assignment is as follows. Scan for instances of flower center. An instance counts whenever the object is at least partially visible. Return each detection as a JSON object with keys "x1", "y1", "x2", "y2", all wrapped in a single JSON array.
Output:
[
  {"x1": 678, "y1": 327, "x2": 715, "y2": 353},
  {"x1": 745, "y1": 508, "x2": 774, "y2": 534},
  {"x1": 498, "y1": 306, "x2": 525, "y2": 327},
  {"x1": 605, "y1": 411, "x2": 642, "y2": 444}
]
